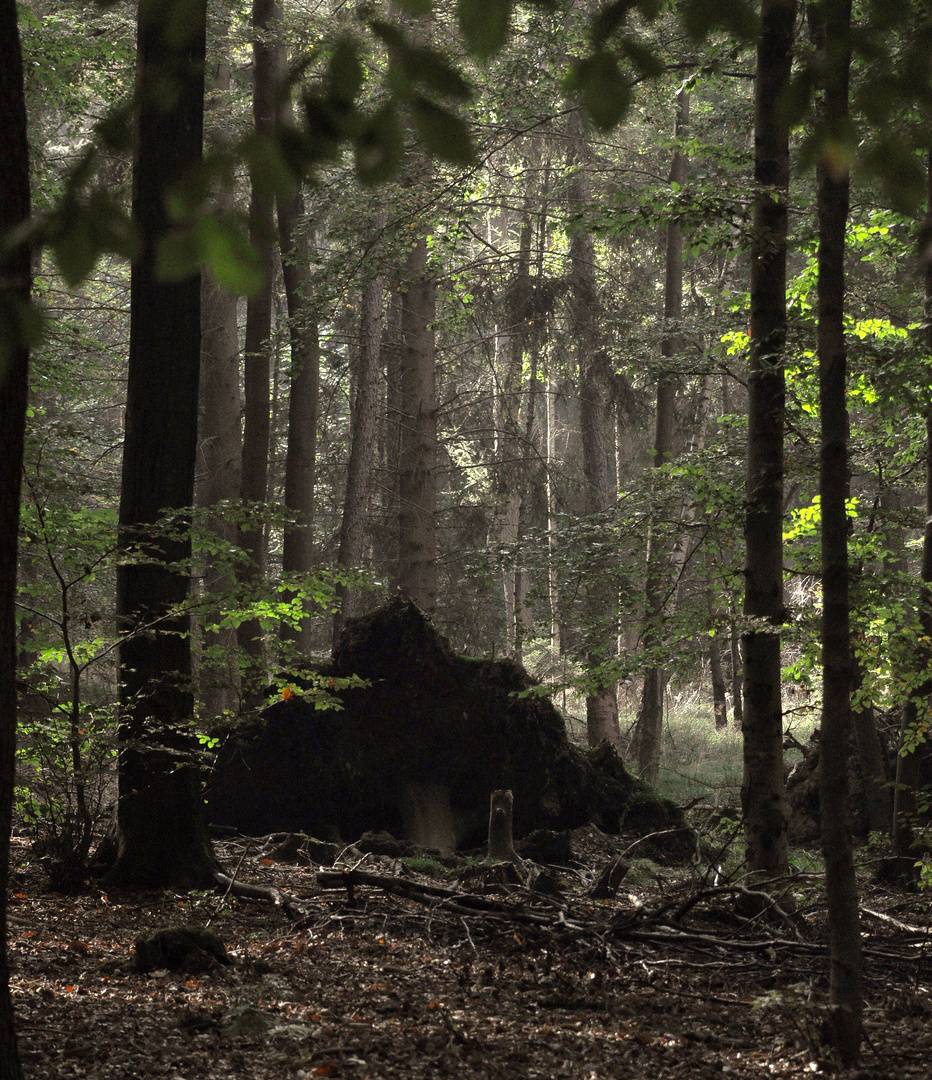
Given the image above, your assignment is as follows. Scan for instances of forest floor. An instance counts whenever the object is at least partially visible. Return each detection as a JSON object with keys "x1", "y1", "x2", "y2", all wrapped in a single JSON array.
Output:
[{"x1": 6, "y1": 825, "x2": 932, "y2": 1080}]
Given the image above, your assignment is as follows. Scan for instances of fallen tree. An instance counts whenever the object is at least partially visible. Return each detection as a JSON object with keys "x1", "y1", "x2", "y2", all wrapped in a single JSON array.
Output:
[{"x1": 207, "y1": 599, "x2": 688, "y2": 857}]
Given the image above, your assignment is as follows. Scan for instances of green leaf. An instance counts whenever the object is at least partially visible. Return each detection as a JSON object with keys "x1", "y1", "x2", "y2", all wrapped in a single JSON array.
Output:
[
  {"x1": 678, "y1": 0, "x2": 758, "y2": 41},
  {"x1": 242, "y1": 133, "x2": 298, "y2": 203},
  {"x1": 402, "y1": 45, "x2": 473, "y2": 100},
  {"x1": 410, "y1": 96, "x2": 475, "y2": 165},
  {"x1": 457, "y1": 0, "x2": 511, "y2": 60},
  {"x1": 199, "y1": 217, "x2": 264, "y2": 295},
  {"x1": 50, "y1": 207, "x2": 97, "y2": 286},
  {"x1": 392, "y1": 0, "x2": 432, "y2": 14},
  {"x1": 329, "y1": 36, "x2": 364, "y2": 104},
  {"x1": 155, "y1": 226, "x2": 201, "y2": 282},
  {"x1": 567, "y1": 51, "x2": 631, "y2": 131},
  {"x1": 354, "y1": 104, "x2": 404, "y2": 185}
]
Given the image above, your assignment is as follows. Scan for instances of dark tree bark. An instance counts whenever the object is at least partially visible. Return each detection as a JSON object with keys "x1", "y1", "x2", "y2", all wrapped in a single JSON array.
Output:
[
  {"x1": 741, "y1": 0, "x2": 796, "y2": 881},
  {"x1": 397, "y1": 237, "x2": 438, "y2": 613},
  {"x1": 892, "y1": 154, "x2": 932, "y2": 871},
  {"x1": 813, "y1": 0, "x2": 862, "y2": 1063},
  {"x1": 636, "y1": 89, "x2": 689, "y2": 780},
  {"x1": 0, "y1": 2, "x2": 29, "y2": 1072},
  {"x1": 109, "y1": 0, "x2": 220, "y2": 890},
  {"x1": 237, "y1": 0, "x2": 277, "y2": 691},
  {"x1": 333, "y1": 225, "x2": 385, "y2": 649}
]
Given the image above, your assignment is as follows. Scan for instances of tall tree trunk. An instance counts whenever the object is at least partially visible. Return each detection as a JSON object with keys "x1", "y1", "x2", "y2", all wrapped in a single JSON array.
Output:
[
  {"x1": 494, "y1": 211, "x2": 532, "y2": 657},
  {"x1": 568, "y1": 120, "x2": 620, "y2": 749},
  {"x1": 741, "y1": 0, "x2": 795, "y2": 882},
  {"x1": 196, "y1": 34, "x2": 242, "y2": 720},
  {"x1": 813, "y1": 0, "x2": 862, "y2": 1063},
  {"x1": 893, "y1": 154, "x2": 932, "y2": 870},
  {"x1": 0, "y1": 1, "x2": 29, "y2": 1071},
  {"x1": 109, "y1": 0, "x2": 220, "y2": 889},
  {"x1": 237, "y1": 0, "x2": 277, "y2": 694},
  {"x1": 333, "y1": 229, "x2": 385, "y2": 648},
  {"x1": 397, "y1": 237, "x2": 438, "y2": 612},
  {"x1": 635, "y1": 89, "x2": 688, "y2": 779},
  {"x1": 279, "y1": 199, "x2": 319, "y2": 655},
  {"x1": 197, "y1": 277, "x2": 242, "y2": 719}
]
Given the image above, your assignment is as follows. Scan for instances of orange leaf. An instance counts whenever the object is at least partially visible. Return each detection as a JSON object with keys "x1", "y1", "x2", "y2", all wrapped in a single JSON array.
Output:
[
  {"x1": 260, "y1": 858, "x2": 275, "y2": 866},
  {"x1": 313, "y1": 1063, "x2": 338, "y2": 1077},
  {"x1": 64, "y1": 985, "x2": 75, "y2": 993},
  {"x1": 282, "y1": 687, "x2": 294, "y2": 701}
]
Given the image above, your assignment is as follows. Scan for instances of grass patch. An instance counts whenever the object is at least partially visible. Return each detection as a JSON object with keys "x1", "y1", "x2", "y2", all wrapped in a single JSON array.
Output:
[{"x1": 654, "y1": 703, "x2": 744, "y2": 807}]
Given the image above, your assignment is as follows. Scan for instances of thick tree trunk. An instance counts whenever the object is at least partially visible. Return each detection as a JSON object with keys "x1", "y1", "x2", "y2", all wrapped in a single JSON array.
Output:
[
  {"x1": 741, "y1": 0, "x2": 795, "y2": 881},
  {"x1": 279, "y1": 197, "x2": 319, "y2": 655},
  {"x1": 333, "y1": 238, "x2": 384, "y2": 649},
  {"x1": 397, "y1": 237, "x2": 438, "y2": 613},
  {"x1": 893, "y1": 155, "x2": 932, "y2": 869},
  {"x1": 0, "y1": 2, "x2": 30, "y2": 1071},
  {"x1": 636, "y1": 89, "x2": 688, "y2": 779},
  {"x1": 109, "y1": 0, "x2": 220, "y2": 890},
  {"x1": 237, "y1": 0, "x2": 277, "y2": 692},
  {"x1": 568, "y1": 116, "x2": 620, "y2": 749},
  {"x1": 813, "y1": 0, "x2": 862, "y2": 1063}
]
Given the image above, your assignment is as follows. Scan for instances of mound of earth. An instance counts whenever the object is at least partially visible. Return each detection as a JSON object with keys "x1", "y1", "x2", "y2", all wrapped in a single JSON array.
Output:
[{"x1": 206, "y1": 598, "x2": 688, "y2": 857}]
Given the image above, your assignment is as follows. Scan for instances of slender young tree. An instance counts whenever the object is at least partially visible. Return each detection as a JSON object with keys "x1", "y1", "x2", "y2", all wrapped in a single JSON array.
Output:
[
  {"x1": 741, "y1": 0, "x2": 796, "y2": 882},
  {"x1": 636, "y1": 87, "x2": 689, "y2": 781},
  {"x1": 108, "y1": 0, "x2": 220, "y2": 889},
  {"x1": 813, "y1": 0, "x2": 862, "y2": 1062},
  {"x1": 0, "y1": 2, "x2": 29, "y2": 1072}
]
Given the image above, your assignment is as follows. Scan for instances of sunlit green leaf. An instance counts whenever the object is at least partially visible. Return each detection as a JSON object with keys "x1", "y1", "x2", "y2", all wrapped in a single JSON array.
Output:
[{"x1": 199, "y1": 216, "x2": 264, "y2": 295}]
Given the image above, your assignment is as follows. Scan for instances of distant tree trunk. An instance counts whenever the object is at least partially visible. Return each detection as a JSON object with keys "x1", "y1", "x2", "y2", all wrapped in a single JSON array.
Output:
[
  {"x1": 279, "y1": 198, "x2": 319, "y2": 656},
  {"x1": 635, "y1": 89, "x2": 688, "y2": 779},
  {"x1": 546, "y1": 376, "x2": 561, "y2": 655},
  {"x1": 109, "y1": 0, "x2": 220, "y2": 889},
  {"x1": 741, "y1": 0, "x2": 795, "y2": 882},
  {"x1": 710, "y1": 627, "x2": 728, "y2": 729},
  {"x1": 197, "y1": 276, "x2": 242, "y2": 719},
  {"x1": 397, "y1": 237, "x2": 438, "y2": 612},
  {"x1": 568, "y1": 115, "x2": 620, "y2": 749},
  {"x1": 333, "y1": 232, "x2": 384, "y2": 649},
  {"x1": 494, "y1": 211, "x2": 532, "y2": 657},
  {"x1": 237, "y1": 0, "x2": 277, "y2": 694},
  {"x1": 197, "y1": 30, "x2": 241, "y2": 720},
  {"x1": 730, "y1": 626, "x2": 744, "y2": 727},
  {"x1": 277, "y1": 34, "x2": 319, "y2": 656},
  {"x1": 0, "y1": 2, "x2": 30, "y2": 1072},
  {"x1": 813, "y1": 0, "x2": 862, "y2": 1063}
]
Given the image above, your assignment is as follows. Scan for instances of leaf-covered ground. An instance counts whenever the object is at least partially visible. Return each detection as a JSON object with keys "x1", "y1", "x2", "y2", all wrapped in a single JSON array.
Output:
[{"x1": 7, "y1": 829, "x2": 932, "y2": 1079}]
